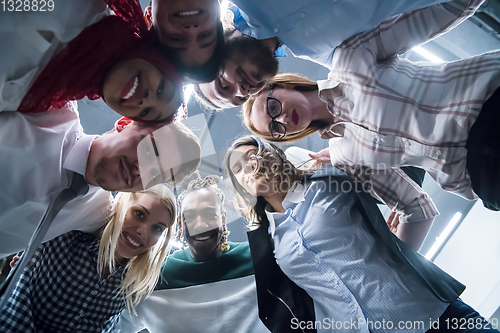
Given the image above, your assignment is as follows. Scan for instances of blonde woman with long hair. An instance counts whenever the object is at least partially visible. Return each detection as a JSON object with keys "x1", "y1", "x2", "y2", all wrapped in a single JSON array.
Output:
[{"x1": 0, "y1": 184, "x2": 176, "y2": 333}]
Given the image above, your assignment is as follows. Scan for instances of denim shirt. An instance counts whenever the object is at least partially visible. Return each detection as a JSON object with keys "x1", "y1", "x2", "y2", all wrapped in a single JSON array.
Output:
[{"x1": 230, "y1": 0, "x2": 452, "y2": 68}]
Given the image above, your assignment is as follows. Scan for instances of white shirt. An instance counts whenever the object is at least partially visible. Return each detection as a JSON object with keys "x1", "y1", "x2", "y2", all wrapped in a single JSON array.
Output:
[
  {"x1": 118, "y1": 276, "x2": 269, "y2": 333},
  {"x1": 318, "y1": 0, "x2": 494, "y2": 201},
  {"x1": 0, "y1": 0, "x2": 109, "y2": 111},
  {"x1": 0, "y1": 101, "x2": 112, "y2": 257},
  {"x1": 265, "y1": 182, "x2": 448, "y2": 333}
]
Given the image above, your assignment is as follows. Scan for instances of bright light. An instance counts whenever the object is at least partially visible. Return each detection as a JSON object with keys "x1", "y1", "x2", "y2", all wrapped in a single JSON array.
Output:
[
  {"x1": 412, "y1": 46, "x2": 444, "y2": 63},
  {"x1": 425, "y1": 212, "x2": 462, "y2": 260},
  {"x1": 184, "y1": 84, "x2": 194, "y2": 104},
  {"x1": 220, "y1": 0, "x2": 229, "y2": 13},
  {"x1": 169, "y1": 239, "x2": 185, "y2": 249}
]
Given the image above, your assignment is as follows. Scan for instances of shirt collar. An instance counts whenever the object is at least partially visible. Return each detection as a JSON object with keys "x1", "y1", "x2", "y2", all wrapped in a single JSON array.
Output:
[
  {"x1": 265, "y1": 182, "x2": 306, "y2": 237},
  {"x1": 63, "y1": 134, "x2": 97, "y2": 177}
]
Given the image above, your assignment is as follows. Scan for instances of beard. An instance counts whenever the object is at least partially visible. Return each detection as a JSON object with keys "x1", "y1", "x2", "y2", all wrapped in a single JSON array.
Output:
[
  {"x1": 225, "y1": 35, "x2": 279, "y2": 81},
  {"x1": 93, "y1": 157, "x2": 112, "y2": 191}
]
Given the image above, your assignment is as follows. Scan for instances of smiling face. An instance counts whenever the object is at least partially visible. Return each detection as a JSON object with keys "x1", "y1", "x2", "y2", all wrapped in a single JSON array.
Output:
[
  {"x1": 116, "y1": 193, "x2": 172, "y2": 261},
  {"x1": 180, "y1": 188, "x2": 226, "y2": 262},
  {"x1": 208, "y1": 34, "x2": 278, "y2": 108},
  {"x1": 102, "y1": 58, "x2": 181, "y2": 122},
  {"x1": 228, "y1": 145, "x2": 276, "y2": 197},
  {"x1": 146, "y1": 0, "x2": 219, "y2": 68},
  {"x1": 250, "y1": 87, "x2": 314, "y2": 137},
  {"x1": 86, "y1": 123, "x2": 170, "y2": 192}
]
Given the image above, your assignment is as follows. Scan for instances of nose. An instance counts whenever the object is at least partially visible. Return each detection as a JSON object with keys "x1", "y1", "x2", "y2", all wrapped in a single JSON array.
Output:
[
  {"x1": 183, "y1": 23, "x2": 199, "y2": 29},
  {"x1": 139, "y1": 90, "x2": 154, "y2": 107},
  {"x1": 190, "y1": 216, "x2": 210, "y2": 235},
  {"x1": 276, "y1": 113, "x2": 287, "y2": 124},
  {"x1": 135, "y1": 223, "x2": 147, "y2": 237},
  {"x1": 236, "y1": 84, "x2": 250, "y2": 98}
]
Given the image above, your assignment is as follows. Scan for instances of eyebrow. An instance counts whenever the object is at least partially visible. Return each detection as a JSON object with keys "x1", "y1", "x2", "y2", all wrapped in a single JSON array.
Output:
[
  {"x1": 158, "y1": 222, "x2": 167, "y2": 227},
  {"x1": 200, "y1": 37, "x2": 216, "y2": 49},
  {"x1": 139, "y1": 205, "x2": 150, "y2": 215}
]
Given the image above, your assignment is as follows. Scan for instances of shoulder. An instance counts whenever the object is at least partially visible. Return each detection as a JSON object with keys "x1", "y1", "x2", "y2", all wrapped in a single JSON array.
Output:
[
  {"x1": 225, "y1": 242, "x2": 251, "y2": 257},
  {"x1": 43, "y1": 230, "x2": 96, "y2": 250},
  {"x1": 165, "y1": 248, "x2": 190, "y2": 263}
]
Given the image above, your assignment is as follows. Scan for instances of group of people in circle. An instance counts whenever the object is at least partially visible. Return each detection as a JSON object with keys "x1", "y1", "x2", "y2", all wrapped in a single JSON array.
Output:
[{"x1": 1, "y1": 0, "x2": 499, "y2": 332}]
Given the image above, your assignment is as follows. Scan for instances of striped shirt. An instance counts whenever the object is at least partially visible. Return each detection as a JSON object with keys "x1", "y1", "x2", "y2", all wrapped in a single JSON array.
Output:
[
  {"x1": 318, "y1": 0, "x2": 498, "y2": 219},
  {"x1": 0, "y1": 231, "x2": 126, "y2": 333},
  {"x1": 265, "y1": 180, "x2": 449, "y2": 333}
]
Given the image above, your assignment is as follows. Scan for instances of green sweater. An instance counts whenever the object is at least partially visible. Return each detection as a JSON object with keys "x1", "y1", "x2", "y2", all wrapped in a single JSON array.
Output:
[{"x1": 156, "y1": 242, "x2": 255, "y2": 290}]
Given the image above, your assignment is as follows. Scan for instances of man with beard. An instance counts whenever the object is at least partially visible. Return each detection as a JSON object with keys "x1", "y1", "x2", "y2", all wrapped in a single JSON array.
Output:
[
  {"x1": 0, "y1": 107, "x2": 201, "y2": 258},
  {"x1": 194, "y1": 0, "x2": 454, "y2": 110},
  {"x1": 117, "y1": 176, "x2": 269, "y2": 333}
]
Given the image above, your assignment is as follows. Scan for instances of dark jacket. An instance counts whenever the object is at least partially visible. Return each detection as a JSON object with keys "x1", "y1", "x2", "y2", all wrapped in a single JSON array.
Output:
[{"x1": 248, "y1": 166, "x2": 465, "y2": 333}]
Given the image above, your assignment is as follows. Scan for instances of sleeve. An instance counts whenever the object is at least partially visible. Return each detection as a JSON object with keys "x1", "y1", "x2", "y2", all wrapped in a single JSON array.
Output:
[
  {"x1": 340, "y1": 0, "x2": 485, "y2": 60},
  {"x1": 338, "y1": 164, "x2": 439, "y2": 223},
  {"x1": 0, "y1": 247, "x2": 44, "y2": 333}
]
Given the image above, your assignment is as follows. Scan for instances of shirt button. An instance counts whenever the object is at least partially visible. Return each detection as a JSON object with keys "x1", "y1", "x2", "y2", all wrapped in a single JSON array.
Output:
[
  {"x1": 434, "y1": 149, "x2": 442, "y2": 157},
  {"x1": 22, "y1": 206, "x2": 29, "y2": 211},
  {"x1": 334, "y1": 110, "x2": 341, "y2": 116},
  {"x1": 300, "y1": 12, "x2": 306, "y2": 18},
  {"x1": 273, "y1": 27, "x2": 279, "y2": 33},
  {"x1": 91, "y1": 290, "x2": 99, "y2": 295},
  {"x1": 79, "y1": 310, "x2": 85, "y2": 318},
  {"x1": 373, "y1": 136, "x2": 379, "y2": 143}
]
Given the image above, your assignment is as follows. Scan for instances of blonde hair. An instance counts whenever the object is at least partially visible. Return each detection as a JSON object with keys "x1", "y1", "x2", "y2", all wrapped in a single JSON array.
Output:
[
  {"x1": 97, "y1": 184, "x2": 176, "y2": 313},
  {"x1": 242, "y1": 73, "x2": 327, "y2": 143},
  {"x1": 224, "y1": 136, "x2": 308, "y2": 227}
]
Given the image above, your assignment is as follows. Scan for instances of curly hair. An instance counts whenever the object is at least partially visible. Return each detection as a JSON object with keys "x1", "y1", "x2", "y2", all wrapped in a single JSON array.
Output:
[{"x1": 224, "y1": 136, "x2": 308, "y2": 227}]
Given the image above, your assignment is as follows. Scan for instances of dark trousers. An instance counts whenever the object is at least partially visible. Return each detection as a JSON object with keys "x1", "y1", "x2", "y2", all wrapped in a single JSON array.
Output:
[
  {"x1": 466, "y1": 87, "x2": 500, "y2": 211},
  {"x1": 427, "y1": 299, "x2": 499, "y2": 332}
]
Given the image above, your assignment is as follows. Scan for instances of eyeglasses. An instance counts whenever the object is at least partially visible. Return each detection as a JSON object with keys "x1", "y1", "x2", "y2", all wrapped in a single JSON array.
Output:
[{"x1": 266, "y1": 89, "x2": 286, "y2": 139}]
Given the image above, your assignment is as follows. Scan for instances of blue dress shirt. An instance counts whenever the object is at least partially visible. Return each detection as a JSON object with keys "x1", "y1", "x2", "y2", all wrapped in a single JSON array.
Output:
[
  {"x1": 230, "y1": 0, "x2": 452, "y2": 68},
  {"x1": 265, "y1": 179, "x2": 449, "y2": 332}
]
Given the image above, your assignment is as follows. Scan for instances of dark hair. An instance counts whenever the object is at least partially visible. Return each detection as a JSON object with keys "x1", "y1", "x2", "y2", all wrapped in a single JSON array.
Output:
[{"x1": 159, "y1": 20, "x2": 226, "y2": 83}]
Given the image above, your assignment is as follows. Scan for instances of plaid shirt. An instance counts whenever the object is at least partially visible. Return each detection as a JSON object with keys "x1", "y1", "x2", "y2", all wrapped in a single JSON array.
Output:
[
  {"x1": 318, "y1": 0, "x2": 498, "y2": 221},
  {"x1": 0, "y1": 231, "x2": 126, "y2": 333}
]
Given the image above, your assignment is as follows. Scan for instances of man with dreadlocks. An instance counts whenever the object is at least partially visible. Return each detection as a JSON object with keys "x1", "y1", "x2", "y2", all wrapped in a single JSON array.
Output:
[{"x1": 117, "y1": 175, "x2": 270, "y2": 333}]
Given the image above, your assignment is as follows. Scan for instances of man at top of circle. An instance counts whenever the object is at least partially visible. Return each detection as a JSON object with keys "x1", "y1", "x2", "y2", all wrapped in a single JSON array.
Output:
[
  {"x1": 193, "y1": 0, "x2": 455, "y2": 110},
  {"x1": 144, "y1": 0, "x2": 225, "y2": 83}
]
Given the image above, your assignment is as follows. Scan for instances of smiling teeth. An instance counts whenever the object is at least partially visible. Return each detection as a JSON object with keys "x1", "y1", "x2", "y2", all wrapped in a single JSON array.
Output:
[
  {"x1": 195, "y1": 236, "x2": 210, "y2": 241},
  {"x1": 126, "y1": 235, "x2": 140, "y2": 247},
  {"x1": 179, "y1": 10, "x2": 199, "y2": 16},
  {"x1": 123, "y1": 76, "x2": 138, "y2": 100}
]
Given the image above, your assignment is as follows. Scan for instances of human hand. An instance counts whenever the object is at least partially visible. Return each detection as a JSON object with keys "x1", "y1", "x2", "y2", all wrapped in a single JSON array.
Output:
[
  {"x1": 9, "y1": 255, "x2": 20, "y2": 268},
  {"x1": 386, "y1": 211, "x2": 401, "y2": 235},
  {"x1": 308, "y1": 148, "x2": 331, "y2": 170}
]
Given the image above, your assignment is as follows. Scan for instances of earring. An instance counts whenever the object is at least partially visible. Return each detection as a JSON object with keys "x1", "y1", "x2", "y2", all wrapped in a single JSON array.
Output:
[{"x1": 220, "y1": 222, "x2": 230, "y2": 252}]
